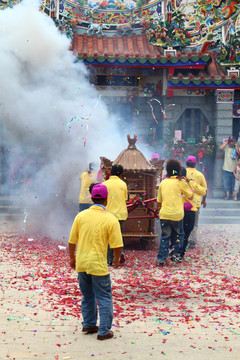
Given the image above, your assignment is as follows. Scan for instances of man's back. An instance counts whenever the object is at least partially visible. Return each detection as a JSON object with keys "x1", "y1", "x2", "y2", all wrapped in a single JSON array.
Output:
[
  {"x1": 186, "y1": 168, "x2": 207, "y2": 207},
  {"x1": 102, "y1": 176, "x2": 128, "y2": 220},
  {"x1": 158, "y1": 177, "x2": 192, "y2": 221},
  {"x1": 68, "y1": 206, "x2": 122, "y2": 275}
]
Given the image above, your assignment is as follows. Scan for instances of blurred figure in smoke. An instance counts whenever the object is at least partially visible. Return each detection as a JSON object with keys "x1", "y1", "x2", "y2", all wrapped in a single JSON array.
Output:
[
  {"x1": 102, "y1": 165, "x2": 128, "y2": 265},
  {"x1": 79, "y1": 163, "x2": 98, "y2": 212},
  {"x1": 186, "y1": 156, "x2": 207, "y2": 249}
]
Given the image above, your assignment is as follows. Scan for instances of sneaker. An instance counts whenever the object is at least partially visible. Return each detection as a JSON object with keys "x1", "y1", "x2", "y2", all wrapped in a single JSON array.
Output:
[
  {"x1": 82, "y1": 325, "x2": 99, "y2": 334},
  {"x1": 119, "y1": 253, "x2": 125, "y2": 264},
  {"x1": 97, "y1": 331, "x2": 114, "y2": 341},
  {"x1": 169, "y1": 248, "x2": 174, "y2": 257},
  {"x1": 107, "y1": 261, "x2": 113, "y2": 266},
  {"x1": 157, "y1": 261, "x2": 165, "y2": 267},
  {"x1": 171, "y1": 254, "x2": 183, "y2": 263}
]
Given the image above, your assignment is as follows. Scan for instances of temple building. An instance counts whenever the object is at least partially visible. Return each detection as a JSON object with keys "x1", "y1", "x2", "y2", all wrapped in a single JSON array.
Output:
[{"x1": 1, "y1": 0, "x2": 240, "y2": 196}]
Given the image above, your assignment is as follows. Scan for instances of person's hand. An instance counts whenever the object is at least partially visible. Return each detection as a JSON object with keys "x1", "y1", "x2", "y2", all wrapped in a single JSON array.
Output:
[
  {"x1": 113, "y1": 257, "x2": 120, "y2": 268},
  {"x1": 69, "y1": 257, "x2": 76, "y2": 270},
  {"x1": 202, "y1": 199, "x2": 207, "y2": 208}
]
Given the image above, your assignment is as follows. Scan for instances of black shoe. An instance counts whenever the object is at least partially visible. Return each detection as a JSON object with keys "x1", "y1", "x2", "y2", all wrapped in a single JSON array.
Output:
[
  {"x1": 157, "y1": 261, "x2": 165, "y2": 267},
  {"x1": 82, "y1": 326, "x2": 99, "y2": 334},
  {"x1": 171, "y1": 254, "x2": 183, "y2": 263},
  {"x1": 107, "y1": 261, "x2": 113, "y2": 266},
  {"x1": 97, "y1": 331, "x2": 114, "y2": 341}
]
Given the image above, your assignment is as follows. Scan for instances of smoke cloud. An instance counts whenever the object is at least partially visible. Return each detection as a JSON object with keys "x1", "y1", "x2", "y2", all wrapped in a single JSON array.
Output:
[{"x1": 0, "y1": 0, "x2": 126, "y2": 239}]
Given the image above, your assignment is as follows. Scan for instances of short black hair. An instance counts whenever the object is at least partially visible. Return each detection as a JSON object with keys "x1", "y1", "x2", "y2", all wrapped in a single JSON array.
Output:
[
  {"x1": 181, "y1": 167, "x2": 186, "y2": 177},
  {"x1": 92, "y1": 198, "x2": 106, "y2": 204},
  {"x1": 186, "y1": 161, "x2": 196, "y2": 168},
  {"x1": 89, "y1": 183, "x2": 99, "y2": 194},
  {"x1": 111, "y1": 164, "x2": 124, "y2": 176},
  {"x1": 166, "y1": 159, "x2": 181, "y2": 177}
]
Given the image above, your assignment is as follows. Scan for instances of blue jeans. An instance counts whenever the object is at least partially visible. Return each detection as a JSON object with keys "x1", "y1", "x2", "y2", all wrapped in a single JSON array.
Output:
[
  {"x1": 79, "y1": 203, "x2": 92, "y2": 212},
  {"x1": 78, "y1": 272, "x2": 113, "y2": 336},
  {"x1": 222, "y1": 170, "x2": 235, "y2": 194},
  {"x1": 157, "y1": 219, "x2": 184, "y2": 262}
]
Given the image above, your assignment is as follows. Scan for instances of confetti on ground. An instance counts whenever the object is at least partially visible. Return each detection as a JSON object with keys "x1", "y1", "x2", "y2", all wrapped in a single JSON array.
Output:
[{"x1": 0, "y1": 224, "x2": 240, "y2": 359}]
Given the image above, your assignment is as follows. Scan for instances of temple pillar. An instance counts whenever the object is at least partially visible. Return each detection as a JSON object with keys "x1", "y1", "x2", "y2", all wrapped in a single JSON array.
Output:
[{"x1": 212, "y1": 102, "x2": 233, "y2": 198}]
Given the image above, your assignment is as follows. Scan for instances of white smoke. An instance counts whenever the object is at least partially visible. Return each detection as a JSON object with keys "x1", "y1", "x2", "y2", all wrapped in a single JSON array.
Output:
[{"x1": 0, "y1": 0, "x2": 126, "y2": 239}]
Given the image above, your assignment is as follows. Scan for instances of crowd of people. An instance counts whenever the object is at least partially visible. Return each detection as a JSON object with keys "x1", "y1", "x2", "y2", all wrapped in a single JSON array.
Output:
[
  {"x1": 68, "y1": 153, "x2": 210, "y2": 341},
  {"x1": 67, "y1": 135, "x2": 240, "y2": 341}
]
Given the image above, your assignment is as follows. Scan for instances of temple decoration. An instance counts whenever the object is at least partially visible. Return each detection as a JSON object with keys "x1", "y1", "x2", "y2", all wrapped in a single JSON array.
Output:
[
  {"x1": 2, "y1": 1, "x2": 240, "y2": 95},
  {"x1": 37, "y1": 0, "x2": 240, "y2": 66},
  {"x1": 0, "y1": 0, "x2": 20, "y2": 9},
  {"x1": 164, "y1": 134, "x2": 215, "y2": 163},
  {"x1": 216, "y1": 89, "x2": 234, "y2": 103}
]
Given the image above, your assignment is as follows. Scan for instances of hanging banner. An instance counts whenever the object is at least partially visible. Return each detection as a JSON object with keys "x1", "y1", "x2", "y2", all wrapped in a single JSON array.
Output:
[{"x1": 174, "y1": 130, "x2": 182, "y2": 140}]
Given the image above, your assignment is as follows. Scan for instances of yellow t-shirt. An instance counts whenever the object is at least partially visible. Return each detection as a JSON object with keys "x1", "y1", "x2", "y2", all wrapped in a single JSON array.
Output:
[
  {"x1": 186, "y1": 180, "x2": 207, "y2": 211},
  {"x1": 186, "y1": 168, "x2": 207, "y2": 208},
  {"x1": 68, "y1": 206, "x2": 123, "y2": 275},
  {"x1": 157, "y1": 177, "x2": 193, "y2": 221},
  {"x1": 79, "y1": 171, "x2": 96, "y2": 203},
  {"x1": 102, "y1": 176, "x2": 128, "y2": 220}
]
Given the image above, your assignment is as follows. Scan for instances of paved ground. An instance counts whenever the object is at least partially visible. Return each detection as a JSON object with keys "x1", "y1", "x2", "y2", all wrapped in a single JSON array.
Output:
[{"x1": 0, "y1": 221, "x2": 240, "y2": 360}]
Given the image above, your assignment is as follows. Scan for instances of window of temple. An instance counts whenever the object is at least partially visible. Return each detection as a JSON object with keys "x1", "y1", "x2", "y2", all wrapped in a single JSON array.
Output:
[{"x1": 176, "y1": 108, "x2": 209, "y2": 141}]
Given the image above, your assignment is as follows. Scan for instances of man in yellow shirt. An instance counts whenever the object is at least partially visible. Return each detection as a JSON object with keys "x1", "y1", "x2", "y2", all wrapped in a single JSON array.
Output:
[
  {"x1": 157, "y1": 159, "x2": 193, "y2": 266},
  {"x1": 78, "y1": 163, "x2": 97, "y2": 212},
  {"x1": 69, "y1": 184, "x2": 123, "y2": 340},
  {"x1": 186, "y1": 155, "x2": 207, "y2": 248},
  {"x1": 103, "y1": 165, "x2": 128, "y2": 265},
  {"x1": 180, "y1": 167, "x2": 207, "y2": 257}
]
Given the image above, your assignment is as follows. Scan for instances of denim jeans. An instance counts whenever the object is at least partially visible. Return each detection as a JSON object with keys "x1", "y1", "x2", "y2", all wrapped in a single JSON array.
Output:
[
  {"x1": 222, "y1": 170, "x2": 235, "y2": 194},
  {"x1": 78, "y1": 272, "x2": 113, "y2": 336},
  {"x1": 157, "y1": 219, "x2": 184, "y2": 262}
]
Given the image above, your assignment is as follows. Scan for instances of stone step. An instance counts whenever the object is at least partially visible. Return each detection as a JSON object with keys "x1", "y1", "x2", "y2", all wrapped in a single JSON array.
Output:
[
  {"x1": 199, "y1": 199, "x2": 240, "y2": 224},
  {"x1": 0, "y1": 205, "x2": 23, "y2": 213},
  {"x1": 205, "y1": 199, "x2": 240, "y2": 208},
  {"x1": 0, "y1": 213, "x2": 24, "y2": 221},
  {"x1": 200, "y1": 209, "x2": 240, "y2": 217},
  {"x1": 199, "y1": 216, "x2": 240, "y2": 224}
]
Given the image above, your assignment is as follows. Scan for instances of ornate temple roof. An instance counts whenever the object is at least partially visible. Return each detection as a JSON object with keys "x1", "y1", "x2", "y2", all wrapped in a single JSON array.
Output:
[
  {"x1": 101, "y1": 134, "x2": 163, "y2": 171},
  {"x1": 72, "y1": 33, "x2": 210, "y2": 67},
  {"x1": 168, "y1": 56, "x2": 240, "y2": 89}
]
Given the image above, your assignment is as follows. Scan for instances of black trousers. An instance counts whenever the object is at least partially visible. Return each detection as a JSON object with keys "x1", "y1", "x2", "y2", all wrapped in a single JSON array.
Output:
[{"x1": 181, "y1": 210, "x2": 195, "y2": 256}]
